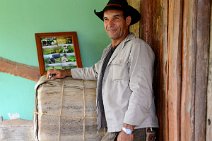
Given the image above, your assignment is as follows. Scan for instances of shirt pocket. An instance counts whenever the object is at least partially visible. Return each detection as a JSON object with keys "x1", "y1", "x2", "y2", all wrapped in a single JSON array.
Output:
[{"x1": 110, "y1": 60, "x2": 129, "y2": 81}]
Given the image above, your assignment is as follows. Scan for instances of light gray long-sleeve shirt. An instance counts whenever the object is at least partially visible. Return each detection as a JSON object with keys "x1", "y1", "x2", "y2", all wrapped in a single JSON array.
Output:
[{"x1": 71, "y1": 33, "x2": 158, "y2": 132}]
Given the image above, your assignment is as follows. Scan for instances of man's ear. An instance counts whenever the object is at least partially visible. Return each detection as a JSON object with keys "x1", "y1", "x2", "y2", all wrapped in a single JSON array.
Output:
[{"x1": 126, "y1": 16, "x2": 132, "y2": 26}]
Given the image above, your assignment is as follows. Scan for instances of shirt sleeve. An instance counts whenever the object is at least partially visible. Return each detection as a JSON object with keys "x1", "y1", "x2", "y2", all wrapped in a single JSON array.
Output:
[
  {"x1": 71, "y1": 47, "x2": 110, "y2": 80},
  {"x1": 123, "y1": 40, "x2": 155, "y2": 126},
  {"x1": 71, "y1": 60, "x2": 101, "y2": 80}
]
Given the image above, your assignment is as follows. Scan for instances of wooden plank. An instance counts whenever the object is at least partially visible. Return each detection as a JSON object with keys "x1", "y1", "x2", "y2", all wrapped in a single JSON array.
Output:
[
  {"x1": 160, "y1": 0, "x2": 169, "y2": 140},
  {"x1": 0, "y1": 57, "x2": 40, "y2": 81},
  {"x1": 140, "y1": 0, "x2": 153, "y2": 46},
  {"x1": 195, "y1": 0, "x2": 211, "y2": 140},
  {"x1": 181, "y1": 0, "x2": 197, "y2": 141},
  {"x1": 161, "y1": 1, "x2": 168, "y2": 140},
  {"x1": 166, "y1": 0, "x2": 182, "y2": 141},
  {"x1": 150, "y1": 0, "x2": 169, "y2": 141},
  {"x1": 206, "y1": 4, "x2": 212, "y2": 141}
]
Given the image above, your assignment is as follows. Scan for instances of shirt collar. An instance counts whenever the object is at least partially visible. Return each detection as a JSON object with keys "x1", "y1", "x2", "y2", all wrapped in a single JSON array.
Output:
[{"x1": 107, "y1": 32, "x2": 136, "y2": 49}]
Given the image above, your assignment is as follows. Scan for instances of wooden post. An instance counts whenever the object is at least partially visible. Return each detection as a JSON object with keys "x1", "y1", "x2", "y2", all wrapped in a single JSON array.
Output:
[
  {"x1": 150, "y1": 0, "x2": 169, "y2": 140},
  {"x1": 181, "y1": 0, "x2": 197, "y2": 141},
  {"x1": 140, "y1": 0, "x2": 153, "y2": 46},
  {"x1": 141, "y1": 0, "x2": 170, "y2": 140},
  {"x1": 206, "y1": 2, "x2": 212, "y2": 141},
  {"x1": 167, "y1": 0, "x2": 183, "y2": 141},
  {"x1": 195, "y1": 0, "x2": 211, "y2": 140}
]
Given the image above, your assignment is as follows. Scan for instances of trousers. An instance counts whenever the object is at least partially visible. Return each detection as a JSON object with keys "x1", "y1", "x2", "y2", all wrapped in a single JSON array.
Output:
[{"x1": 101, "y1": 128, "x2": 156, "y2": 141}]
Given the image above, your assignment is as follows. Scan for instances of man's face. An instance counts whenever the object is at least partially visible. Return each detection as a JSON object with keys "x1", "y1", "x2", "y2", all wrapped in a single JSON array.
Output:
[{"x1": 103, "y1": 10, "x2": 131, "y2": 41}]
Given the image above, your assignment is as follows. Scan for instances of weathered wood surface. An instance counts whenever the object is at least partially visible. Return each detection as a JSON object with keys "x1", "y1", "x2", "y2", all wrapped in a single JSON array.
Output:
[
  {"x1": 167, "y1": 1, "x2": 182, "y2": 141},
  {"x1": 0, "y1": 57, "x2": 40, "y2": 81},
  {"x1": 141, "y1": 0, "x2": 167, "y2": 140},
  {"x1": 181, "y1": 0, "x2": 197, "y2": 141},
  {"x1": 150, "y1": 0, "x2": 169, "y2": 140},
  {"x1": 0, "y1": 119, "x2": 34, "y2": 141},
  {"x1": 206, "y1": 4, "x2": 212, "y2": 141},
  {"x1": 127, "y1": 0, "x2": 140, "y2": 37},
  {"x1": 140, "y1": 0, "x2": 153, "y2": 46},
  {"x1": 194, "y1": 0, "x2": 210, "y2": 140},
  {"x1": 141, "y1": 0, "x2": 211, "y2": 141},
  {"x1": 34, "y1": 77, "x2": 104, "y2": 141}
]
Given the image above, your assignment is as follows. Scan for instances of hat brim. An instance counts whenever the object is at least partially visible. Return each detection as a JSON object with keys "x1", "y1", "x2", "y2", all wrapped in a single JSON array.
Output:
[{"x1": 94, "y1": 5, "x2": 141, "y2": 25}]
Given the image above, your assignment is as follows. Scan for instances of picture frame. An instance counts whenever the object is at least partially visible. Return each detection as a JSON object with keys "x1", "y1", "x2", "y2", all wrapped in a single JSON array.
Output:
[{"x1": 35, "y1": 32, "x2": 82, "y2": 76}]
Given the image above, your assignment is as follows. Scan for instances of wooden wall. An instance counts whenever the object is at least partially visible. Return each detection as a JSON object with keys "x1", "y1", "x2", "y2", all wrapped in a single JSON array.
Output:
[
  {"x1": 206, "y1": 7, "x2": 212, "y2": 141},
  {"x1": 128, "y1": 0, "x2": 212, "y2": 140}
]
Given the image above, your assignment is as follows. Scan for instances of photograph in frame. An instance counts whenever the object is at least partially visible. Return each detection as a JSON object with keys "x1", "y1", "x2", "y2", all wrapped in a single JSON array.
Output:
[{"x1": 35, "y1": 32, "x2": 82, "y2": 75}]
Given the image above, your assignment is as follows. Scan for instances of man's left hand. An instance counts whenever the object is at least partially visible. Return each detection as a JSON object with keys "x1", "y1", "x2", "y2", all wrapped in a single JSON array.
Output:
[{"x1": 117, "y1": 131, "x2": 134, "y2": 141}]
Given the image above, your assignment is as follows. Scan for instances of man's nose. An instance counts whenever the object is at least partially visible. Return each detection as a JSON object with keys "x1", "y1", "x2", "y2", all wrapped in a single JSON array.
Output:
[{"x1": 108, "y1": 20, "x2": 114, "y2": 26}]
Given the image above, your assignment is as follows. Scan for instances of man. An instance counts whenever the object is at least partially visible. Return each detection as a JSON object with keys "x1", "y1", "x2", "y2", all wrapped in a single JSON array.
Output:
[
  {"x1": 47, "y1": 0, "x2": 158, "y2": 140},
  {"x1": 61, "y1": 53, "x2": 68, "y2": 63}
]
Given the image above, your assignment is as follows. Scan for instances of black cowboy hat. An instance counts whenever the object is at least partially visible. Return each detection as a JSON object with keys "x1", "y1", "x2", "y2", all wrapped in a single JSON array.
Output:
[{"x1": 94, "y1": 0, "x2": 141, "y2": 25}]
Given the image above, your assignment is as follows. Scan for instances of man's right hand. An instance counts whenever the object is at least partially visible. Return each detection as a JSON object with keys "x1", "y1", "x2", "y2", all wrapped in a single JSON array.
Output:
[{"x1": 46, "y1": 69, "x2": 71, "y2": 79}]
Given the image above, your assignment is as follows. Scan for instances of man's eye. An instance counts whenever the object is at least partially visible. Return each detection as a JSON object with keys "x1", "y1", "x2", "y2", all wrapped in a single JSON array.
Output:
[{"x1": 114, "y1": 16, "x2": 122, "y2": 20}]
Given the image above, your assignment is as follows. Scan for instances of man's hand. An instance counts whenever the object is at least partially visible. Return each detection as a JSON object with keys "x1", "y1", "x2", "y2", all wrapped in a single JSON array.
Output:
[
  {"x1": 117, "y1": 131, "x2": 134, "y2": 141},
  {"x1": 46, "y1": 69, "x2": 71, "y2": 79},
  {"x1": 117, "y1": 123, "x2": 135, "y2": 141}
]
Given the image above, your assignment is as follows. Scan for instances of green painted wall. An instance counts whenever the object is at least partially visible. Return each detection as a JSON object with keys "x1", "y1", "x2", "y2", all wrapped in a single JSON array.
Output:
[{"x1": 0, "y1": 0, "x2": 109, "y2": 120}]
